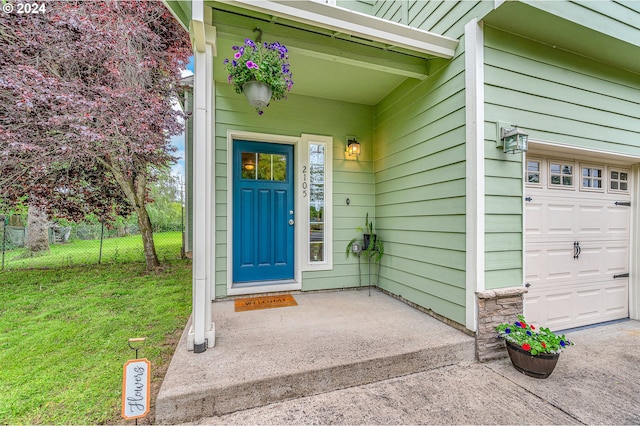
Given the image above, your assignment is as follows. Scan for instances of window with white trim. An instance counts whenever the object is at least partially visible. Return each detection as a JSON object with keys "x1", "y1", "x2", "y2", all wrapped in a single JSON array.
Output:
[
  {"x1": 309, "y1": 143, "x2": 325, "y2": 263},
  {"x1": 549, "y1": 161, "x2": 574, "y2": 188},
  {"x1": 526, "y1": 159, "x2": 542, "y2": 186},
  {"x1": 609, "y1": 169, "x2": 630, "y2": 193},
  {"x1": 581, "y1": 164, "x2": 603, "y2": 191},
  {"x1": 300, "y1": 134, "x2": 333, "y2": 271}
]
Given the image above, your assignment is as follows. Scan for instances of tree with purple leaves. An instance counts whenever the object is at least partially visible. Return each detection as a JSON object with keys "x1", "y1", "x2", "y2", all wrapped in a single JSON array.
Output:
[{"x1": 0, "y1": 0, "x2": 191, "y2": 269}]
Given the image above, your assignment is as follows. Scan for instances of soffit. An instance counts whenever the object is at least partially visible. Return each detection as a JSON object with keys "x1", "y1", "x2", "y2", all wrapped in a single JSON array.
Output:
[
  {"x1": 165, "y1": 0, "x2": 458, "y2": 106},
  {"x1": 484, "y1": 1, "x2": 640, "y2": 76}
]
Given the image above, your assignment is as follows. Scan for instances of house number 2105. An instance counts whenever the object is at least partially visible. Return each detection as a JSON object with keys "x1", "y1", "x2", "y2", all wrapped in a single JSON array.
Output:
[{"x1": 302, "y1": 165, "x2": 308, "y2": 198}]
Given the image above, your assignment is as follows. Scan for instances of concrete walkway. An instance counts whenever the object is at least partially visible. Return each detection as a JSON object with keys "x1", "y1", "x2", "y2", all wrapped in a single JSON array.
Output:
[
  {"x1": 191, "y1": 318, "x2": 640, "y2": 425},
  {"x1": 156, "y1": 289, "x2": 475, "y2": 424}
]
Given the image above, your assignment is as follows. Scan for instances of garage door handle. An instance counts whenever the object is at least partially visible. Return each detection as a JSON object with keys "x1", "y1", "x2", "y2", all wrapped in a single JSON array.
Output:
[
  {"x1": 613, "y1": 273, "x2": 629, "y2": 279},
  {"x1": 573, "y1": 241, "x2": 581, "y2": 259}
]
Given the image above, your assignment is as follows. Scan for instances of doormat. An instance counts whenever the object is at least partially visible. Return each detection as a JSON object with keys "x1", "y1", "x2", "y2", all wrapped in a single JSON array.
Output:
[{"x1": 234, "y1": 294, "x2": 298, "y2": 312}]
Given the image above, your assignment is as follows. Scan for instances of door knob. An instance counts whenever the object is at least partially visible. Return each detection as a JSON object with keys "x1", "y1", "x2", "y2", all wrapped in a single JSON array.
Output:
[{"x1": 288, "y1": 219, "x2": 294, "y2": 225}]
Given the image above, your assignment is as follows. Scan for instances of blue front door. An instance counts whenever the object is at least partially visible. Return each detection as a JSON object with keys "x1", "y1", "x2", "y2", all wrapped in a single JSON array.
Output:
[{"x1": 233, "y1": 141, "x2": 295, "y2": 283}]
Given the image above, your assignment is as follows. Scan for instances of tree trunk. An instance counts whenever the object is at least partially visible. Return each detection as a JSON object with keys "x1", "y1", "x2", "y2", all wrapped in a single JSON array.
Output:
[
  {"x1": 26, "y1": 205, "x2": 50, "y2": 254},
  {"x1": 104, "y1": 160, "x2": 160, "y2": 271},
  {"x1": 135, "y1": 205, "x2": 160, "y2": 270}
]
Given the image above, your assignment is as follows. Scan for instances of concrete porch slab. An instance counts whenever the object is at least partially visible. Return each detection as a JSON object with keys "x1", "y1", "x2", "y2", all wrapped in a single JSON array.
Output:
[{"x1": 156, "y1": 289, "x2": 475, "y2": 424}]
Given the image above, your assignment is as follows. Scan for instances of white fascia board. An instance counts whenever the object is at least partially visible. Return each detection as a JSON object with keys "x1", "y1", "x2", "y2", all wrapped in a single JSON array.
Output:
[{"x1": 221, "y1": 0, "x2": 458, "y2": 58}]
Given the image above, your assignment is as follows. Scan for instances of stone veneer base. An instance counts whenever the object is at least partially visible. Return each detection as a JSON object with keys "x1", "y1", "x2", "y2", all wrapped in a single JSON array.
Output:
[{"x1": 476, "y1": 287, "x2": 528, "y2": 362}]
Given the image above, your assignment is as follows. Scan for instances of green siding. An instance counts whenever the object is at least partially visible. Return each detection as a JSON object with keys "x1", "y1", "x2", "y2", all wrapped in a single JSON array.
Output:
[
  {"x1": 483, "y1": 26, "x2": 640, "y2": 289},
  {"x1": 374, "y1": 1, "x2": 493, "y2": 39},
  {"x1": 524, "y1": 0, "x2": 640, "y2": 48},
  {"x1": 214, "y1": 84, "x2": 375, "y2": 297},
  {"x1": 337, "y1": 0, "x2": 375, "y2": 15},
  {"x1": 374, "y1": 41, "x2": 467, "y2": 325},
  {"x1": 485, "y1": 27, "x2": 640, "y2": 153}
]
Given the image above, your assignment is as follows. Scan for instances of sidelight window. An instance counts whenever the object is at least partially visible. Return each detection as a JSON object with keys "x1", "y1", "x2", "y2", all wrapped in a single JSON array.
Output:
[{"x1": 300, "y1": 134, "x2": 333, "y2": 271}]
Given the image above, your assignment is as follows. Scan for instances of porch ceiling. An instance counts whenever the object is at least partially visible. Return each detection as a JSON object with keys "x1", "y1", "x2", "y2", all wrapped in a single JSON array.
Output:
[{"x1": 165, "y1": 0, "x2": 458, "y2": 106}]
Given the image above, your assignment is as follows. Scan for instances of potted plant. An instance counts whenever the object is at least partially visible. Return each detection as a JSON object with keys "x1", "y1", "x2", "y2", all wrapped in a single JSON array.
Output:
[
  {"x1": 224, "y1": 38, "x2": 293, "y2": 114},
  {"x1": 346, "y1": 213, "x2": 384, "y2": 263},
  {"x1": 496, "y1": 315, "x2": 574, "y2": 378}
]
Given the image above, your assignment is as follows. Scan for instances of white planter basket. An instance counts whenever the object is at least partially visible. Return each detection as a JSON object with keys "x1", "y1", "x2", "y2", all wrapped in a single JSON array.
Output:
[{"x1": 243, "y1": 81, "x2": 273, "y2": 108}]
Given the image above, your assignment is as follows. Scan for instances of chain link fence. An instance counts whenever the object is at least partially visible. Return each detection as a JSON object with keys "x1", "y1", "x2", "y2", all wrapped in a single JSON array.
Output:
[{"x1": 1, "y1": 218, "x2": 184, "y2": 270}]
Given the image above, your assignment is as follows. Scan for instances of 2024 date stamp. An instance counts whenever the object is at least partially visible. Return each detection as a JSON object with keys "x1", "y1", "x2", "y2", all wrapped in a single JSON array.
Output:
[{"x1": 2, "y1": 1, "x2": 47, "y2": 15}]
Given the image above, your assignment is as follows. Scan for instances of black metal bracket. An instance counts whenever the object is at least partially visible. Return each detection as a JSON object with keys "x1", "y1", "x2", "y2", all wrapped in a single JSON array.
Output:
[
  {"x1": 573, "y1": 241, "x2": 581, "y2": 259},
  {"x1": 525, "y1": 197, "x2": 533, "y2": 202},
  {"x1": 194, "y1": 339, "x2": 208, "y2": 354},
  {"x1": 615, "y1": 201, "x2": 631, "y2": 206},
  {"x1": 613, "y1": 273, "x2": 629, "y2": 279}
]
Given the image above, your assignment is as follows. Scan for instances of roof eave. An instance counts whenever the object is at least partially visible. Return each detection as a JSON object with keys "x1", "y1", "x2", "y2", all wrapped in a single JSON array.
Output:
[{"x1": 219, "y1": 0, "x2": 459, "y2": 59}]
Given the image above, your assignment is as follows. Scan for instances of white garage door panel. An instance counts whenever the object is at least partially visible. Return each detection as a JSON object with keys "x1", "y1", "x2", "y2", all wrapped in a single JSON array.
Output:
[
  {"x1": 526, "y1": 193, "x2": 631, "y2": 243},
  {"x1": 524, "y1": 279, "x2": 629, "y2": 329},
  {"x1": 524, "y1": 157, "x2": 631, "y2": 331},
  {"x1": 526, "y1": 241, "x2": 629, "y2": 284}
]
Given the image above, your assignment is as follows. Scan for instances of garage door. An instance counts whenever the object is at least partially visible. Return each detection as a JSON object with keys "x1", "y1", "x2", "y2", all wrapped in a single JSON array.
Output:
[{"x1": 524, "y1": 156, "x2": 631, "y2": 331}]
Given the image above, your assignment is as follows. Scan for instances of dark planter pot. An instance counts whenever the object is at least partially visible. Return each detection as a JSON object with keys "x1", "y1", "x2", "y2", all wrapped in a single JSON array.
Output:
[
  {"x1": 505, "y1": 341, "x2": 560, "y2": 379},
  {"x1": 363, "y1": 234, "x2": 377, "y2": 251}
]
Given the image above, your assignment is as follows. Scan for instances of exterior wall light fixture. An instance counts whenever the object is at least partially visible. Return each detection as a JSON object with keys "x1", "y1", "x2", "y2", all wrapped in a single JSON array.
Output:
[
  {"x1": 499, "y1": 125, "x2": 528, "y2": 154},
  {"x1": 345, "y1": 138, "x2": 361, "y2": 159}
]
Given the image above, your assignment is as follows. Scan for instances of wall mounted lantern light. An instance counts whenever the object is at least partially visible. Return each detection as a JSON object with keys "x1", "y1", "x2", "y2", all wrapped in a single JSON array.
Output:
[
  {"x1": 345, "y1": 138, "x2": 361, "y2": 159},
  {"x1": 499, "y1": 125, "x2": 528, "y2": 154}
]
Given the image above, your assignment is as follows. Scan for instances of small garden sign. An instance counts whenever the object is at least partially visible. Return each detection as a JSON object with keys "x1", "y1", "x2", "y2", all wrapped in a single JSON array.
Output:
[{"x1": 121, "y1": 358, "x2": 151, "y2": 420}]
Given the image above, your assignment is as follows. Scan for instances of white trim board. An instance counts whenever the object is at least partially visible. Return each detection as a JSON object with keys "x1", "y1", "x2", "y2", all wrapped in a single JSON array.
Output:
[{"x1": 464, "y1": 19, "x2": 485, "y2": 333}]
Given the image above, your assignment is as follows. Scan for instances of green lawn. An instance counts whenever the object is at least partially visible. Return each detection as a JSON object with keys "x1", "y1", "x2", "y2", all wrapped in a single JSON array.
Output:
[
  {"x1": 0, "y1": 259, "x2": 192, "y2": 424},
  {"x1": 2, "y1": 231, "x2": 182, "y2": 269}
]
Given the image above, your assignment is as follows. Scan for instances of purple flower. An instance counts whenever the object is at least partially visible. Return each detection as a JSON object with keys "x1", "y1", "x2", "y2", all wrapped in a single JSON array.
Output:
[
  {"x1": 232, "y1": 45, "x2": 240, "y2": 51},
  {"x1": 246, "y1": 61, "x2": 257, "y2": 69},
  {"x1": 234, "y1": 52, "x2": 242, "y2": 59},
  {"x1": 560, "y1": 340, "x2": 566, "y2": 347},
  {"x1": 504, "y1": 328, "x2": 511, "y2": 334},
  {"x1": 526, "y1": 330, "x2": 532, "y2": 336},
  {"x1": 244, "y1": 38, "x2": 256, "y2": 48},
  {"x1": 515, "y1": 322, "x2": 522, "y2": 328},
  {"x1": 223, "y1": 58, "x2": 229, "y2": 64},
  {"x1": 232, "y1": 60, "x2": 237, "y2": 67}
]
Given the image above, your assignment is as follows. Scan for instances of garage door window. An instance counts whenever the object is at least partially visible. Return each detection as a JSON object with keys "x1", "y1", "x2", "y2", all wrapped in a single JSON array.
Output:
[
  {"x1": 549, "y1": 161, "x2": 573, "y2": 188},
  {"x1": 610, "y1": 169, "x2": 629, "y2": 193},
  {"x1": 581, "y1": 165, "x2": 603, "y2": 191},
  {"x1": 527, "y1": 160, "x2": 542, "y2": 185}
]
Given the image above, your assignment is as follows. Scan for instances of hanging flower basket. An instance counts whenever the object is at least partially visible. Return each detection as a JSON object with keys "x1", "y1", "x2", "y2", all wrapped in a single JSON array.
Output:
[
  {"x1": 242, "y1": 81, "x2": 272, "y2": 109},
  {"x1": 224, "y1": 39, "x2": 293, "y2": 114}
]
